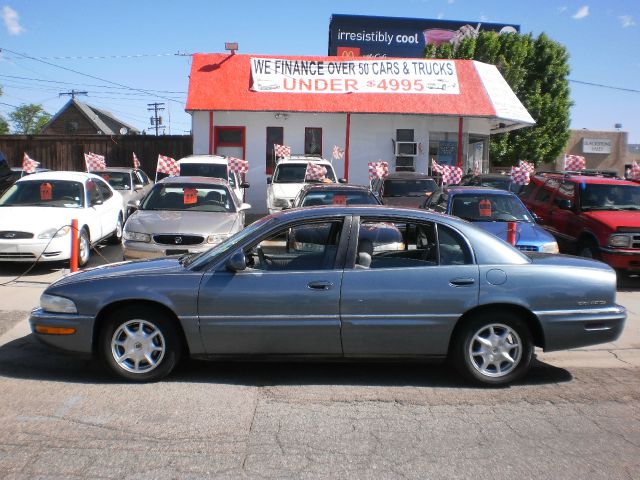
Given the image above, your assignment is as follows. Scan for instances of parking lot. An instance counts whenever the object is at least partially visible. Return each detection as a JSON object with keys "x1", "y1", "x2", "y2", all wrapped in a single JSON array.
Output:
[{"x1": 0, "y1": 244, "x2": 639, "y2": 479}]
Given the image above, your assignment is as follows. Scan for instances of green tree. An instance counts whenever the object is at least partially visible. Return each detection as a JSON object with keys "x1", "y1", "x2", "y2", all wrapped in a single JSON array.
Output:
[
  {"x1": 0, "y1": 87, "x2": 9, "y2": 134},
  {"x1": 9, "y1": 104, "x2": 52, "y2": 134},
  {"x1": 426, "y1": 31, "x2": 572, "y2": 167}
]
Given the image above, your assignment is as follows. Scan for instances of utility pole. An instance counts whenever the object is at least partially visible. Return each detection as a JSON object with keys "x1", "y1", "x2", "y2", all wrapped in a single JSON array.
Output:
[
  {"x1": 147, "y1": 102, "x2": 165, "y2": 136},
  {"x1": 59, "y1": 90, "x2": 88, "y2": 99}
]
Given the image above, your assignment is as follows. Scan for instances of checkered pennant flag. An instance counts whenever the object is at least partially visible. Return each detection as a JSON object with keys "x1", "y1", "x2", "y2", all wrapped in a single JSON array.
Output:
[
  {"x1": 332, "y1": 145, "x2": 344, "y2": 160},
  {"x1": 510, "y1": 166, "x2": 531, "y2": 185},
  {"x1": 156, "y1": 154, "x2": 180, "y2": 176},
  {"x1": 228, "y1": 157, "x2": 249, "y2": 173},
  {"x1": 84, "y1": 152, "x2": 106, "y2": 172},
  {"x1": 133, "y1": 152, "x2": 141, "y2": 170},
  {"x1": 274, "y1": 144, "x2": 291, "y2": 159},
  {"x1": 442, "y1": 165, "x2": 463, "y2": 185},
  {"x1": 519, "y1": 160, "x2": 535, "y2": 175},
  {"x1": 305, "y1": 162, "x2": 327, "y2": 181},
  {"x1": 22, "y1": 152, "x2": 40, "y2": 174},
  {"x1": 431, "y1": 158, "x2": 444, "y2": 175},
  {"x1": 630, "y1": 161, "x2": 640, "y2": 181},
  {"x1": 564, "y1": 154, "x2": 586, "y2": 171},
  {"x1": 368, "y1": 161, "x2": 389, "y2": 180}
]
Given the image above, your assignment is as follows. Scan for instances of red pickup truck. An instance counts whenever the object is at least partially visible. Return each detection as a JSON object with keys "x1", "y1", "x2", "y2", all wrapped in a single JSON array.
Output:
[{"x1": 520, "y1": 172, "x2": 640, "y2": 275}]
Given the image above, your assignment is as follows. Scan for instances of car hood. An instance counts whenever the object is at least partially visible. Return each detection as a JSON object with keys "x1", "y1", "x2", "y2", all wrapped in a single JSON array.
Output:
[
  {"x1": 0, "y1": 206, "x2": 82, "y2": 232},
  {"x1": 474, "y1": 221, "x2": 555, "y2": 244},
  {"x1": 270, "y1": 183, "x2": 304, "y2": 200},
  {"x1": 127, "y1": 210, "x2": 238, "y2": 235},
  {"x1": 382, "y1": 196, "x2": 427, "y2": 208},
  {"x1": 51, "y1": 257, "x2": 186, "y2": 287},
  {"x1": 582, "y1": 210, "x2": 640, "y2": 230}
]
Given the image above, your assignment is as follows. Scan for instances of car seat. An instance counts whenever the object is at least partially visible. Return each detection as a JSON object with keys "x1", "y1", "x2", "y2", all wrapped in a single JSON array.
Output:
[{"x1": 355, "y1": 238, "x2": 374, "y2": 269}]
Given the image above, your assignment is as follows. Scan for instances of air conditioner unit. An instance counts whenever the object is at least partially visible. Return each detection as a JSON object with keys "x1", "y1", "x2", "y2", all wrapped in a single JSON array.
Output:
[{"x1": 394, "y1": 141, "x2": 418, "y2": 157}]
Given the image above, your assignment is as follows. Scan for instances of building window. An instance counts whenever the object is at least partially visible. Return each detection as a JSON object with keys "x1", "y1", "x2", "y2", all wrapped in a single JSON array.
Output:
[
  {"x1": 215, "y1": 126, "x2": 244, "y2": 146},
  {"x1": 65, "y1": 121, "x2": 79, "y2": 134},
  {"x1": 266, "y1": 127, "x2": 284, "y2": 175},
  {"x1": 305, "y1": 128, "x2": 322, "y2": 156}
]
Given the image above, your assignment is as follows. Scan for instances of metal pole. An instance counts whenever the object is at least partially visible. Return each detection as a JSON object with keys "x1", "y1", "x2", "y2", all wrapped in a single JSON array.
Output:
[{"x1": 70, "y1": 219, "x2": 79, "y2": 272}]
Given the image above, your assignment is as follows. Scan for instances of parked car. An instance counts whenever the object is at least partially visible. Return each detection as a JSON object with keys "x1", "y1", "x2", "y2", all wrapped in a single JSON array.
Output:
[
  {"x1": 31, "y1": 206, "x2": 625, "y2": 386},
  {"x1": 122, "y1": 176, "x2": 251, "y2": 260},
  {"x1": 176, "y1": 155, "x2": 249, "y2": 201},
  {"x1": 267, "y1": 155, "x2": 342, "y2": 214},
  {"x1": 519, "y1": 171, "x2": 640, "y2": 274},
  {"x1": 291, "y1": 183, "x2": 381, "y2": 208},
  {"x1": 460, "y1": 173, "x2": 523, "y2": 194},
  {"x1": 423, "y1": 186, "x2": 559, "y2": 253},
  {"x1": 373, "y1": 172, "x2": 437, "y2": 208},
  {"x1": 91, "y1": 167, "x2": 153, "y2": 218},
  {"x1": 1, "y1": 166, "x2": 51, "y2": 195},
  {"x1": 0, "y1": 171, "x2": 123, "y2": 266}
]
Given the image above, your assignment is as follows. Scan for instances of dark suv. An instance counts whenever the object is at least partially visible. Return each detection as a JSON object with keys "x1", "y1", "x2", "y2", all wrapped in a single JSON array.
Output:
[
  {"x1": 520, "y1": 172, "x2": 640, "y2": 274},
  {"x1": 373, "y1": 172, "x2": 438, "y2": 208}
]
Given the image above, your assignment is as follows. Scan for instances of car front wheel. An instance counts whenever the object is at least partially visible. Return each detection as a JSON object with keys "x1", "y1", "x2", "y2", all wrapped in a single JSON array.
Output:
[
  {"x1": 99, "y1": 307, "x2": 181, "y2": 382},
  {"x1": 452, "y1": 313, "x2": 533, "y2": 386},
  {"x1": 108, "y1": 214, "x2": 123, "y2": 244},
  {"x1": 77, "y1": 228, "x2": 90, "y2": 267}
]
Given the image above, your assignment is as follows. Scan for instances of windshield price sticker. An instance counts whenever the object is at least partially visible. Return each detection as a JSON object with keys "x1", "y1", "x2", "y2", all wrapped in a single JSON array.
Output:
[
  {"x1": 183, "y1": 188, "x2": 198, "y2": 205},
  {"x1": 251, "y1": 58, "x2": 459, "y2": 94},
  {"x1": 40, "y1": 182, "x2": 53, "y2": 201}
]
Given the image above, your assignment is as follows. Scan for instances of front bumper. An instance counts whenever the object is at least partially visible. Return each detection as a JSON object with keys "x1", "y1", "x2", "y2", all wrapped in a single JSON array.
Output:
[
  {"x1": 29, "y1": 308, "x2": 95, "y2": 354},
  {"x1": 600, "y1": 248, "x2": 640, "y2": 272},
  {"x1": 0, "y1": 236, "x2": 71, "y2": 262},
  {"x1": 123, "y1": 240, "x2": 213, "y2": 260},
  {"x1": 535, "y1": 304, "x2": 626, "y2": 351}
]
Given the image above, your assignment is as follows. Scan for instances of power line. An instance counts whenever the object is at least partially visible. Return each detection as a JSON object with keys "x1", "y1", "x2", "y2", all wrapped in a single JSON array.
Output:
[
  {"x1": 568, "y1": 79, "x2": 640, "y2": 94},
  {"x1": 0, "y1": 74, "x2": 187, "y2": 94},
  {"x1": 2, "y1": 52, "x2": 192, "y2": 61}
]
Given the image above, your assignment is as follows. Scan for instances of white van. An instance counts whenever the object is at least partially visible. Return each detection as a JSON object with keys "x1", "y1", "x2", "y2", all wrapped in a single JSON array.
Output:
[{"x1": 177, "y1": 155, "x2": 249, "y2": 200}]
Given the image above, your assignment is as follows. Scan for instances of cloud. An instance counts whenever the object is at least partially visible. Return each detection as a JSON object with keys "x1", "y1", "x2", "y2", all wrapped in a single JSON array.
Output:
[
  {"x1": 572, "y1": 5, "x2": 589, "y2": 20},
  {"x1": 557, "y1": 6, "x2": 568, "y2": 13},
  {"x1": 2, "y1": 6, "x2": 24, "y2": 35},
  {"x1": 619, "y1": 15, "x2": 636, "y2": 28}
]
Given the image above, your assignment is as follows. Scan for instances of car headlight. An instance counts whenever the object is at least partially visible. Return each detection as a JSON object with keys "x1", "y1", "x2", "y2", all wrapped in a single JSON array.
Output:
[
  {"x1": 207, "y1": 233, "x2": 230, "y2": 244},
  {"x1": 123, "y1": 230, "x2": 151, "y2": 242},
  {"x1": 272, "y1": 198, "x2": 290, "y2": 208},
  {"x1": 541, "y1": 241, "x2": 560, "y2": 254},
  {"x1": 40, "y1": 294, "x2": 77, "y2": 314},
  {"x1": 608, "y1": 234, "x2": 631, "y2": 248},
  {"x1": 38, "y1": 226, "x2": 71, "y2": 239}
]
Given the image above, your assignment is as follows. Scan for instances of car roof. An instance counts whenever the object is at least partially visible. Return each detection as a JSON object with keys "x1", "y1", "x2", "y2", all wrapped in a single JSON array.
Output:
[
  {"x1": 301, "y1": 183, "x2": 372, "y2": 193},
  {"x1": 535, "y1": 172, "x2": 638, "y2": 186},
  {"x1": 177, "y1": 155, "x2": 228, "y2": 165},
  {"x1": 157, "y1": 175, "x2": 229, "y2": 187},
  {"x1": 383, "y1": 172, "x2": 436, "y2": 180},
  {"x1": 15, "y1": 171, "x2": 102, "y2": 183},
  {"x1": 446, "y1": 186, "x2": 515, "y2": 196},
  {"x1": 276, "y1": 157, "x2": 333, "y2": 166},
  {"x1": 90, "y1": 167, "x2": 135, "y2": 174}
]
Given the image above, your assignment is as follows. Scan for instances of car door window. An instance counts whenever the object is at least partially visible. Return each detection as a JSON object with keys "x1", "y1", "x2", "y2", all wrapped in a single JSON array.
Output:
[
  {"x1": 133, "y1": 171, "x2": 145, "y2": 188},
  {"x1": 87, "y1": 180, "x2": 103, "y2": 206},
  {"x1": 246, "y1": 220, "x2": 343, "y2": 271},
  {"x1": 437, "y1": 224, "x2": 473, "y2": 265},
  {"x1": 95, "y1": 178, "x2": 113, "y2": 201}
]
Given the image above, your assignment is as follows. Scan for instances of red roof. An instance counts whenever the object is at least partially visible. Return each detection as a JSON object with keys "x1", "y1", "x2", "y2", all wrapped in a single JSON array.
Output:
[{"x1": 186, "y1": 53, "x2": 529, "y2": 124}]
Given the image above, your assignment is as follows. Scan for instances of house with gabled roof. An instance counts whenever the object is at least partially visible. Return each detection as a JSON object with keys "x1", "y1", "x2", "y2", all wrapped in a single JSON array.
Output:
[{"x1": 40, "y1": 98, "x2": 140, "y2": 135}]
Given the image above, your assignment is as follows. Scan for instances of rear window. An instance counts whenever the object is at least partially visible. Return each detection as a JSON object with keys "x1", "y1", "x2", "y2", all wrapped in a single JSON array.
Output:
[
  {"x1": 273, "y1": 163, "x2": 336, "y2": 183},
  {"x1": 383, "y1": 179, "x2": 437, "y2": 197},
  {"x1": 179, "y1": 163, "x2": 228, "y2": 182}
]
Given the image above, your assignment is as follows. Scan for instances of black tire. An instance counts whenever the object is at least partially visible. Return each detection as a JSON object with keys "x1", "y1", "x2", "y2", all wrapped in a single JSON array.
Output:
[
  {"x1": 99, "y1": 306, "x2": 182, "y2": 382},
  {"x1": 578, "y1": 239, "x2": 600, "y2": 260},
  {"x1": 77, "y1": 228, "x2": 91, "y2": 268},
  {"x1": 452, "y1": 312, "x2": 533, "y2": 386},
  {"x1": 108, "y1": 214, "x2": 123, "y2": 245}
]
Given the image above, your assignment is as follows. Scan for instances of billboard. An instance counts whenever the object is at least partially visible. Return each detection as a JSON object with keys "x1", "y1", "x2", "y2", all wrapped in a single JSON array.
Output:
[{"x1": 329, "y1": 14, "x2": 520, "y2": 58}]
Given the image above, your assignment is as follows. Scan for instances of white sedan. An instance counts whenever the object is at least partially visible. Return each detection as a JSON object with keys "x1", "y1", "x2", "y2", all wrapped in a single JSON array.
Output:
[{"x1": 0, "y1": 171, "x2": 123, "y2": 267}]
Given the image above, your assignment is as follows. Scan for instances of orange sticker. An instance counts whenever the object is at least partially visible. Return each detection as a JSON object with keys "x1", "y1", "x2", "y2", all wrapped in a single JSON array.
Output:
[
  {"x1": 40, "y1": 183, "x2": 53, "y2": 201},
  {"x1": 479, "y1": 199, "x2": 492, "y2": 217},
  {"x1": 183, "y1": 188, "x2": 198, "y2": 205},
  {"x1": 333, "y1": 195, "x2": 347, "y2": 205}
]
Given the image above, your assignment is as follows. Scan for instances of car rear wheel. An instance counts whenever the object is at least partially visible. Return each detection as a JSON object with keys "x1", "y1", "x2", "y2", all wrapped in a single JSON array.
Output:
[
  {"x1": 452, "y1": 313, "x2": 533, "y2": 386},
  {"x1": 99, "y1": 307, "x2": 181, "y2": 382}
]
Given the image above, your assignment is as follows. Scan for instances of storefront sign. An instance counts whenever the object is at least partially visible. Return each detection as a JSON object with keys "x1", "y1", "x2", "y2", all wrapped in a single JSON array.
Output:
[
  {"x1": 250, "y1": 57, "x2": 459, "y2": 94},
  {"x1": 438, "y1": 141, "x2": 458, "y2": 166},
  {"x1": 582, "y1": 138, "x2": 612, "y2": 154},
  {"x1": 328, "y1": 14, "x2": 520, "y2": 58}
]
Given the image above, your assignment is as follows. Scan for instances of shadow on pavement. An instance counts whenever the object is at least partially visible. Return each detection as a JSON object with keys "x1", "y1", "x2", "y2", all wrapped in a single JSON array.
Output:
[
  {"x1": 0, "y1": 333, "x2": 572, "y2": 388},
  {"x1": 617, "y1": 273, "x2": 640, "y2": 292}
]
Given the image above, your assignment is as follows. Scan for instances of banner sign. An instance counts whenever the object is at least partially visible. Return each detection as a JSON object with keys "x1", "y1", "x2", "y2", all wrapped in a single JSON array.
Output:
[
  {"x1": 329, "y1": 14, "x2": 520, "y2": 58},
  {"x1": 582, "y1": 138, "x2": 612, "y2": 154},
  {"x1": 250, "y1": 57, "x2": 459, "y2": 95}
]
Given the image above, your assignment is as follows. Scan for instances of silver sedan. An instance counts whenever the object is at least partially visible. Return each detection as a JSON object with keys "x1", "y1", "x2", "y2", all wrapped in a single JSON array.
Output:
[
  {"x1": 30, "y1": 206, "x2": 625, "y2": 385},
  {"x1": 122, "y1": 176, "x2": 251, "y2": 260}
]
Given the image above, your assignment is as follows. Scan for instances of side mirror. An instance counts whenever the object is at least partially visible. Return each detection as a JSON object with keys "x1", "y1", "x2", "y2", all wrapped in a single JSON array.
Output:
[
  {"x1": 266, "y1": 176, "x2": 272, "y2": 184},
  {"x1": 240, "y1": 182, "x2": 250, "y2": 189},
  {"x1": 558, "y1": 199, "x2": 573, "y2": 210},
  {"x1": 126, "y1": 205, "x2": 138, "y2": 217},
  {"x1": 338, "y1": 178, "x2": 347, "y2": 184},
  {"x1": 238, "y1": 203, "x2": 252, "y2": 211},
  {"x1": 226, "y1": 250, "x2": 247, "y2": 272},
  {"x1": 134, "y1": 184, "x2": 144, "y2": 191}
]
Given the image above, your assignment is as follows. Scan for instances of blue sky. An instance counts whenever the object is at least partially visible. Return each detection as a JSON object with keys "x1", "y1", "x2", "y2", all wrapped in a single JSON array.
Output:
[{"x1": 1, "y1": 0, "x2": 638, "y2": 143}]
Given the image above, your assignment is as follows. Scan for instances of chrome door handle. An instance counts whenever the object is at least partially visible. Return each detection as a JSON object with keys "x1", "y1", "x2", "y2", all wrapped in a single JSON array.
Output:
[
  {"x1": 307, "y1": 281, "x2": 333, "y2": 291},
  {"x1": 450, "y1": 278, "x2": 475, "y2": 286}
]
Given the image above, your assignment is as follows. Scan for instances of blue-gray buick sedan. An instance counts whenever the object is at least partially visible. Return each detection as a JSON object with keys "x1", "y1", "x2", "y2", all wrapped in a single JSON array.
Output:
[{"x1": 30, "y1": 206, "x2": 626, "y2": 385}]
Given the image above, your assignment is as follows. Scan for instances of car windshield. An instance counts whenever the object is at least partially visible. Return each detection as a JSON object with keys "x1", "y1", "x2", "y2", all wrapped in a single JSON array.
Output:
[
  {"x1": 0, "y1": 180, "x2": 84, "y2": 208},
  {"x1": 383, "y1": 179, "x2": 437, "y2": 197},
  {"x1": 480, "y1": 177, "x2": 522, "y2": 193},
  {"x1": 179, "y1": 163, "x2": 233, "y2": 186},
  {"x1": 273, "y1": 164, "x2": 336, "y2": 183},
  {"x1": 300, "y1": 190, "x2": 379, "y2": 206},
  {"x1": 92, "y1": 171, "x2": 130, "y2": 190},
  {"x1": 581, "y1": 184, "x2": 640, "y2": 210},
  {"x1": 450, "y1": 194, "x2": 533, "y2": 222},
  {"x1": 140, "y1": 184, "x2": 235, "y2": 212}
]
